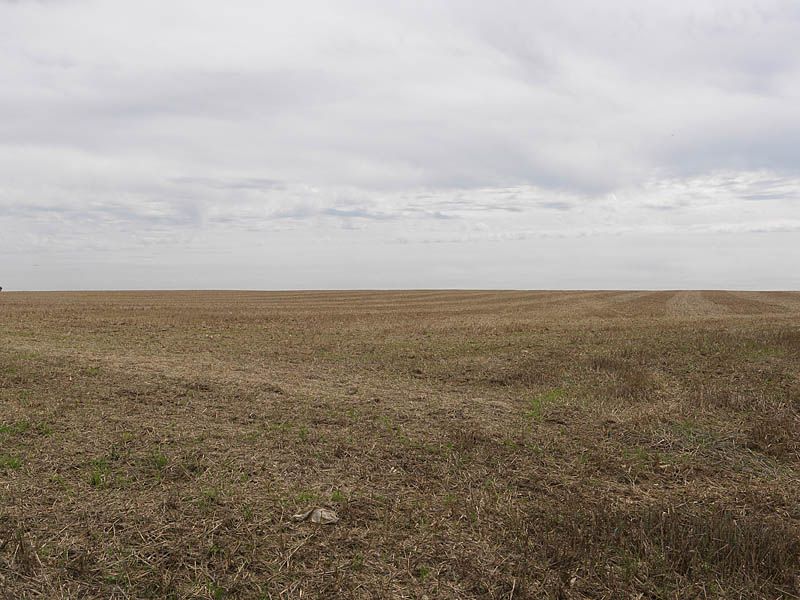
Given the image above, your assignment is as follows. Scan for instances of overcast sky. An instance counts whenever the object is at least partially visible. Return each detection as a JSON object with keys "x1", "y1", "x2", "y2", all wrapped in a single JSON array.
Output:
[{"x1": 2, "y1": 0, "x2": 799, "y2": 290}]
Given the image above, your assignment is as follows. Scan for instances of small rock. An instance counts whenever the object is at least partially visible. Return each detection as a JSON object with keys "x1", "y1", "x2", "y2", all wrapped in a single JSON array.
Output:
[{"x1": 292, "y1": 507, "x2": 340, "y2": 524}]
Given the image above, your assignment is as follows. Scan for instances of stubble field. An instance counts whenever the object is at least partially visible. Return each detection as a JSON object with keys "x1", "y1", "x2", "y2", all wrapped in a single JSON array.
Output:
[{"x1": 1, "y1": 290, "x2": 799, "y2": 599}]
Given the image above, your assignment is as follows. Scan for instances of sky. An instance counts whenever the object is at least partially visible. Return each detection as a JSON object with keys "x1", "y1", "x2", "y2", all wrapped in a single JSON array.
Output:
[{"x1": 1, "y1": 0, "x2": 799, "y2": 290}]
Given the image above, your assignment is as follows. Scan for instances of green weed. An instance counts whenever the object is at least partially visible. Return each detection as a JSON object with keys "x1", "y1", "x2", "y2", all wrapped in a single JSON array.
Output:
[
  {"x1": 0, "y1": 455, "x2": 23, "y2": 470},
  {"x1": 528, "y1": 387, "x2": 566, "y2": 420}
]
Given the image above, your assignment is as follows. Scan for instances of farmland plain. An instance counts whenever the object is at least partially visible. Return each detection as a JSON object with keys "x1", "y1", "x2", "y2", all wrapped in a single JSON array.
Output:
[{"x1": 1, "y1": 291, "x2": 799, "y2": 598}]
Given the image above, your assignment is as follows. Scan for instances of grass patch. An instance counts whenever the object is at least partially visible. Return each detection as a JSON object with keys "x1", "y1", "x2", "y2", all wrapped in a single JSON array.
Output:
[
  {"x1": 0, "y1": 421, "x2": 31, "y2": 435},
  {"x1": 0, "y1": 420, "x2": 53, "y2": 437},
  {"x1": 88, "y1": 459, "x2": 112, "y2": 488},
  {"x1": 196, "y1": 487, "x2": 222, "y2": 510},
  {"x1": 149, "y1": 451, "x2": 169, "y2": 471},
  {"x1": 0, "y1": 454, "x2": 23, "y2": 470},
  {"x1": 527, "y1": 387, "x2": 566, "y2": 420}
]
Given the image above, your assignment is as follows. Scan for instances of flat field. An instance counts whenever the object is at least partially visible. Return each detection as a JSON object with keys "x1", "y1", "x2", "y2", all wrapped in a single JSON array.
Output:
[{"x1": 1, "y1": 291, "x2": 799, "y2": 599}]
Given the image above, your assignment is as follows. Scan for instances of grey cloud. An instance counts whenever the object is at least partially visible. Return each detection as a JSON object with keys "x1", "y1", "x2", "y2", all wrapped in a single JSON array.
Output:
[
  {"x1": 268, "y1": 206, "x2": 317, "y2": 220},
  {"x1": 172, "y1": 176, "x2": 287, "y2": 191},
  {"x1": 539, "y1": 201, "x2": 572, "y2": 211},
  {"x1": 1, "y1": 0, "x2": 799, "y2": 289},
  {"x1": 741, "y1": 192, "x2": 795, "y2": 201},
  {"x1": 322, "y1": 208, "x2": 395, "y2": 220},
  {"x1": 0, "y1": 199, "x2": 201, "y2": 227}
]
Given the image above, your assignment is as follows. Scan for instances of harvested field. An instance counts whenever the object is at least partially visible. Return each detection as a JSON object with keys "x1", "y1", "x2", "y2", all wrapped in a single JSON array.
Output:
[{"x1": 1, "y1": 290, "x2": 799, "y2": 599}]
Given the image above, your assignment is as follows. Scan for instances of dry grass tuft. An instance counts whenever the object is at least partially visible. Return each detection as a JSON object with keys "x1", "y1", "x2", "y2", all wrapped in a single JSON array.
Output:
[
  {"x1": 748, "y1": 411, "x2": 800, "y2": 459},
  {"x1": 772, "y1": 328, "x2": 800, "y2": 353},
  {"x1": 588, "y1": 354, "x2": 654, "y2": 401}
]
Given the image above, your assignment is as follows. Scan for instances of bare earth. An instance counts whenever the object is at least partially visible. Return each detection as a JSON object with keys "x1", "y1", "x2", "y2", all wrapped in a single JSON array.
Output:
[{"x1": 1, "y1": 291, "x2": 799, "y2": 599}]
